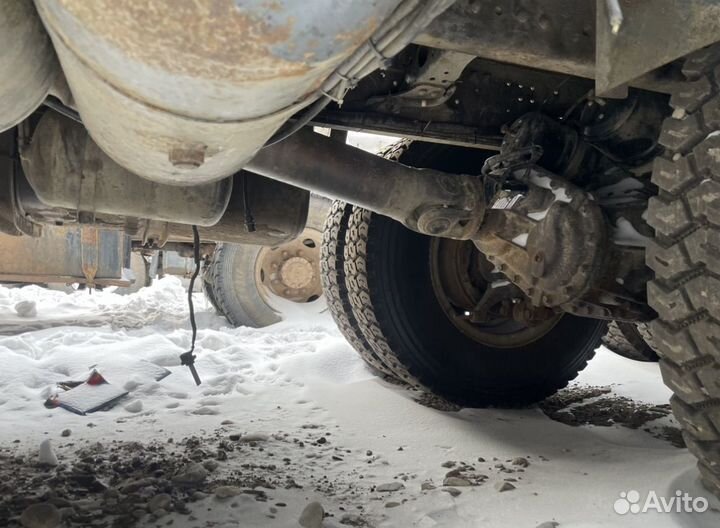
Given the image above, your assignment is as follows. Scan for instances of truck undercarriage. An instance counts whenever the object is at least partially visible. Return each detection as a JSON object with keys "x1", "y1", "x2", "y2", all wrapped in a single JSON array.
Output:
[{"x1": 2, "y1": 0, "x2": 720, "y2": 498}]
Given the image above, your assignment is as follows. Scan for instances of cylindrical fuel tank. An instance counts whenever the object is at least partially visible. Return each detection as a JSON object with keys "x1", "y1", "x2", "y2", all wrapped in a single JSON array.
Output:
[
  {"x1": 34, "y1": 0, "x2": 401, "y2": 185},
  {"x1": 0, "y1": 0, "x2": 59, "y2": 132},
  {"x1": 168, "y1": 174, "x2": 310, "y2": 246}
]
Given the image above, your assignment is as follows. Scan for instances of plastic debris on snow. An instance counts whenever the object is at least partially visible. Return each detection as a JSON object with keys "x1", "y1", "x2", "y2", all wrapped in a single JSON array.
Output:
[
  {"x1": 43, "y1": 361, "x2": 171, "y2": 415},
  {"x1": 45, "y1": 369, "x2": 128, "y2": 415}
]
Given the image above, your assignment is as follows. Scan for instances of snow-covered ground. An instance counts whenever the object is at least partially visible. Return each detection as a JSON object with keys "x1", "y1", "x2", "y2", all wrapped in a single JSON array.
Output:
[{"x1": 1, "y1": 278, "x2": 719, "y2": 527}]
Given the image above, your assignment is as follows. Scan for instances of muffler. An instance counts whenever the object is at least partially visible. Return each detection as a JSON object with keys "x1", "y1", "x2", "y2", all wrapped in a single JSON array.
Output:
[
  {"x1": 18, "y1": 112, "x2": 310, "y2": 246},
  {"x1": 21, "y1": 113, "x2": 231, "y2": 226}
]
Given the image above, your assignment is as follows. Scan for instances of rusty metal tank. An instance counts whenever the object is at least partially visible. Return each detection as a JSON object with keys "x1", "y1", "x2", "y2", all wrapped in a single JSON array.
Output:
[{"x1": 35, "y1": 0, "x2": 402, "y2": 185}]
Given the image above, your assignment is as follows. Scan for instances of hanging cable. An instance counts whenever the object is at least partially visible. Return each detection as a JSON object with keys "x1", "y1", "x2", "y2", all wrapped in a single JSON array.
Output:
[
  {"x1": 241, "y1": 172, "x2": 257, "y2": 232},
  {"x1": 179, "y1": 225, "x2": 202, "y2": 385}
]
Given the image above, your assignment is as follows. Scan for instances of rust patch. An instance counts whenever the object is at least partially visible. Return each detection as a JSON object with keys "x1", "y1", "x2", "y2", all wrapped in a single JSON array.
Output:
[
  {"x1": 54, "y1": 0, "x2": 313, "y2": 82},
  {"x1": 334, "y1": 16, "x2": 380, "y2": 44}
]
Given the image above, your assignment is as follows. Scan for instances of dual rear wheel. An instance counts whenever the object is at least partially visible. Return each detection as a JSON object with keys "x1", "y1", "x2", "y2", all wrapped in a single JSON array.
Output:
[{"x1": 320, "y1": 142, "x2": 608, "y2": 406}]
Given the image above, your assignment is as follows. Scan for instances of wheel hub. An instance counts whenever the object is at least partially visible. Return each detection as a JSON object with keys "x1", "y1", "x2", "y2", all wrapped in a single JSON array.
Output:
[
  {"x1": 429, "y1": 237, "x2": 561, "y2": 348},
  {"x1": 256, "y1": 228, "x2": 323, "y2": 303},
  {"x1": 279, "y1": 257, "x2": 314, "y2": 289}
]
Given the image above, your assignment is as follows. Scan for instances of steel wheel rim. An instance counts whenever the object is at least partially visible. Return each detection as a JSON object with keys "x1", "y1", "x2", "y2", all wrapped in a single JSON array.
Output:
[
  {"x1": 429, "y1": 237, "x2": 562, "y2": 348},
  {"x1": 255, "y1": 228, "x2": 324, "y2": 308}
]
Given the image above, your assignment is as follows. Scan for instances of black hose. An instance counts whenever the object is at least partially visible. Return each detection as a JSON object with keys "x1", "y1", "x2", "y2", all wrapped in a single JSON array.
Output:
[{"x1": 179, "y1": 225, "x2": 202, "y2": 385}]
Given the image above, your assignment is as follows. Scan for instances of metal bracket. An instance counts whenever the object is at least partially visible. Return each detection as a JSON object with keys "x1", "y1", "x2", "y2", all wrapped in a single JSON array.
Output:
[
  {"x1": 388, "y1": 49, "x2": 476, "y2": 108},
  {"x1": 0, "y1": 225, "x2": 128, "y2": 286},
  {"x1": 596, "y1": 0, "x2": 720, "y2": 95},
  {"x1": 80, "y1": 226, "x2": 99, "y2": 287}
]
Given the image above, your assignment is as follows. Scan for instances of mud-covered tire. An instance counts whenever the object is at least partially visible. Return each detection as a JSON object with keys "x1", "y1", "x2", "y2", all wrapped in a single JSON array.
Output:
[
  {"x1": 602, "y1": 322, "x2": 659, "y2": 362},
  {"x1": 646, "y1": 43, "x2": 720, "y2": 496},
  {"x1": 320, "y1": 201, "x2": 400, "y2": 380}
]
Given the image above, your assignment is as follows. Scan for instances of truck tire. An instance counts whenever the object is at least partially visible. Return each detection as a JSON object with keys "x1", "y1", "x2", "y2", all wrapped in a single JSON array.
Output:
[
  {"x1": 318, "y1": 141, "x2": 413, "y2": 380},
  {"x1": 321, "y1": 200, "x2": 401, "y2": 380},
  {"x1": 202, "y1": 262, "x2": 222, "y2": 314},
  {"x1": 601, "y1": 322, "x2": 659, "y2": 362},
  {"x1": 340, "y1": 142, "x2": 607, "y2": 406},
  {"x1": 646, "y1": 43, "x2": 720, "y2": 496},
  {"x1": 344, "y1": 207, "x2": 607, "y2": 406},
  {"x1": 203, "y1": 196, "x2": 329, "y2": 327}
]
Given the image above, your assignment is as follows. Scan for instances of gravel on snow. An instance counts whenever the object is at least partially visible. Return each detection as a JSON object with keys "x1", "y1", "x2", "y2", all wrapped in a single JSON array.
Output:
[{"x1": 0, "y1": 278, "x2": 718, "y2": 527}]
